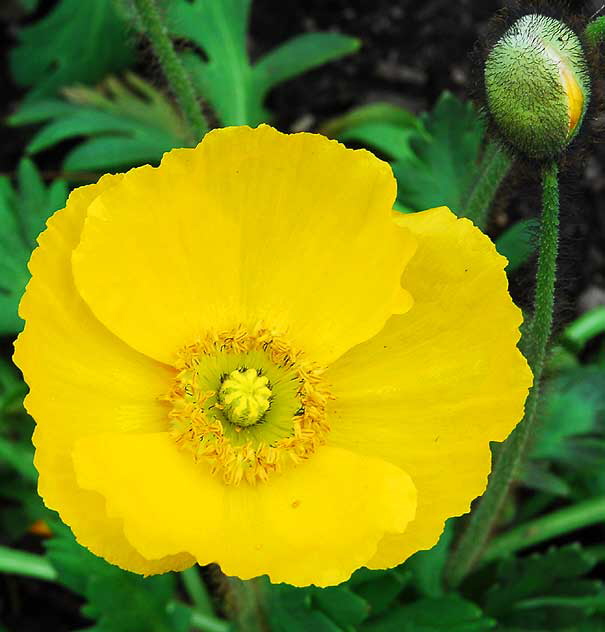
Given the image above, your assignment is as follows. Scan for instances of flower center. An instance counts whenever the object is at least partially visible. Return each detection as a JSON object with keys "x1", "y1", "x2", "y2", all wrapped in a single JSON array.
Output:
[
  {"x1": 165, "y1": 325, "x2": 332, "y2": 485},
  {"x1": 218, "y1": 368, "x2": 272, "y2": 426}
]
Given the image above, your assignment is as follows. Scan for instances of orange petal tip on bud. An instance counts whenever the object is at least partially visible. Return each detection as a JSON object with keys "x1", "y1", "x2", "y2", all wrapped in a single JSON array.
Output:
[{"x1": 484, "y1": 14, "x2": 590, "y2": 160}]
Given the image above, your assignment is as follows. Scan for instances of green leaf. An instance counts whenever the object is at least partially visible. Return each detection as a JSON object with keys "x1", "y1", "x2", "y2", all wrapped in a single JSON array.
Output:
[
  {"x1": 10, "y1": 0, "x2": 134, "y2": 101},
  {"x1": 0, "y1": 545, "x2": 57, "y2": 581},
  {"x1": 360, "y1": 596, "x2": 496, "y2": 631},
  {"x1": 321, "y1": 103, "x2": 427, "y2": 174},
  {"x1": 0, "y1": 159, "x2": 67, "y2": 335},
  {"x1": 496, "y1": 219, "x2": 538, "y2": 272},
  {"x1": 321, "y1": 102, "x2": 423, "y2": 140},
  {"x1": 17, "y1": 0, "x2": 39, "y2": 13},
  {"x1": 532, "y1": 366, "x2": 605, "y2": 461},
  {"x1": 45, "y1": 527, "x2": 190, "y2": 632},
  {"x1": 0, "y1": 359, "x2": 26, "y2": 420},
  {"x1": 0, "y1": 436, "x2": 36, "y2": 483},
  {"x1": 254, "y1": 32, "x2": 360, "y2": 93},
  {"x1": 407, "y1": 520, "x2": 454, "y2": 598},
  {"x1": 353, "y1": 569, "x2": 411, "y2": 617},
  {"x1": 336, "y1": 122, "x2": 420, "y2": 163},
  {"x1": 324, "y1": 94, "x2": 485, "y2": 215},
  {"x1": 0, "y1": 356, "x2": 56, "y2": 540},
  {"x1": 483, "y1": 544, "x2": 604, "y2": 629},
  {"x1": 267, "y1": 582, "x2": 370, "y2": 632},
  {"x1": 311, "y1": 585, "x2": 369, "y2": 626},
  {"x1": 268, "y1": 585, "x2": 343, "y2": 632},
  {"x1": 392, "y1": 92, "x2": 485, "y2": 214},
  {"x1": 165, "y1": 0, "x2": 358, "y2": 125},
  {"x1": 10, "y1": 73, "x2": 190, "y2": 171},
  {"x1": 519, "y1": 461, "x2": 571, "y2": 496}
]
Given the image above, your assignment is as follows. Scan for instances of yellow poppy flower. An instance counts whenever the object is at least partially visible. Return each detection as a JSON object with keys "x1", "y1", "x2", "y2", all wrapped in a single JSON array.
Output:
[{"x1": 14, "y1": 124, "x2": 532, "y2": 587}]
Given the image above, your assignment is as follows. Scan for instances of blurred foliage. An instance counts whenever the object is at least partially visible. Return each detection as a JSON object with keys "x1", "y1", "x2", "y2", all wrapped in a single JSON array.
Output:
[
  {"x1": 1, "y1": 0, "x2": 604, "y2": 630},
  {"x1": 10, "y1": 73, "x2": 190, "y2": 171},
  {"x1": 0, "y1": 159, "x2": 67, "y2": 335},
  {"x1": 479, "y1": 544, "x2": 605, "y2": 630},
  {"x1": 10, "y1": 0, "x2": 134, "y2": 101},
  {"x1": 495, "y1": 218, "x2": 539, "y2": 272},
  {"x1": 520, "y1": 364, "x2": 605, "y2": 500},
  {"x1": 46, "y1": 526, "x2": 194, "y2": 632}
]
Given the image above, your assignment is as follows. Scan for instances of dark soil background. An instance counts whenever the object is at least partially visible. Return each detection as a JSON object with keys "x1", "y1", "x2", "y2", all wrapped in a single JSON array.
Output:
[{"x1": 1, "y1": 0, "x2": 604, "y2": 629}]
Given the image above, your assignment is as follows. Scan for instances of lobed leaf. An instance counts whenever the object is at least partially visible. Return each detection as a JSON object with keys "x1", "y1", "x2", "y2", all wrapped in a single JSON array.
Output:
[
  {"x1": 268, "y1": 582, "x2": 370, "y2": 631},
  {"x1": 359, "y1": 596, "x2": 496, "y2": 631},
  {"x1": 321, "y1": 93, "x2": 485, "y2": 214},
  {"x1": 9, "y1": 73, "x2": 190, "y2": 171},
  {"x1": 165, "y1": 0, "x2": 358, "y2": 126},
  {"x1": 532, "y1": 366, "x2": 605, "y2": 462},
  {"x1": 45, "y1": 527, "x2": 191, "y2": 632},
  {"x1": 10, "y1": 0, "x2": 134, "y2": 101},
  {"x1": 482, "y1": 544, "x2": 605, "y2": 629},
  {"x1": 0, "y1": 159, "x2": 67, "y2": 335},
  {"x1": 392, "y1": 92, "x2": 485, "y2": 214}
]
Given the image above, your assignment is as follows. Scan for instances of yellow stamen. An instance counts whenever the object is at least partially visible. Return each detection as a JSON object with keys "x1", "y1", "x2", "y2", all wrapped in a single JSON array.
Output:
[{"x1": 165, "y1": 325, "x2": 332, "y2": 486}]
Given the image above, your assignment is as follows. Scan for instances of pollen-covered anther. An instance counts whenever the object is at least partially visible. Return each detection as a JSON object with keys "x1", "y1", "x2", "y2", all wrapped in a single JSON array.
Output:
[{"x1": 165, "y1": 325, "x2": 332, "y2": 485}]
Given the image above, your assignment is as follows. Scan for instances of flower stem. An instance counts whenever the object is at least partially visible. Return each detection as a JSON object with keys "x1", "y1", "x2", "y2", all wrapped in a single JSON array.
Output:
[
  {"x1": 445, "y1": 162, "x2": 560, "y2": 586},
  {"x1": 482, "y1": 496, "x2": 605, "y2": 564},
  {"x1": 463, "y1": 141, "x2": 512, "y2": 230},
  {"x1": 132, "y1": 0, "x2": 208, "y2": 143}
]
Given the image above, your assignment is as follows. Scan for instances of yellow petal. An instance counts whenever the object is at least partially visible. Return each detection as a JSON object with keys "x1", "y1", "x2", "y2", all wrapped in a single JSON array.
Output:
[
  {"x1": 325, "y1": 207, "x2": 532, "y2": 569},
  {"x1": 72, "y1": 125, "x2": 416, "y2": 365},
  {"x1": 14, "y1": 177, "x2": 192, "y2": 574},
  {"x1": 73, "y1": 432, "x2": 417, "y2": 586}
]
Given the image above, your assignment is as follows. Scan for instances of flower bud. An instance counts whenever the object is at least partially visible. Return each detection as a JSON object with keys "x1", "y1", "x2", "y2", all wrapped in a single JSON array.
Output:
[{"x1": 485, "y1": 14, "x2": 590, "y2": 160}]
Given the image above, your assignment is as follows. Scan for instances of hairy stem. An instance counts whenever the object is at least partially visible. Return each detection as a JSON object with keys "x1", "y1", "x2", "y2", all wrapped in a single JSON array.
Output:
[
  {"x1": 446, "y1": 162, "x2": 560, "y2": 586},
  {"x1": 463, "y1": 141, "x2": 512, "y2": 230},
  {"x1": 133, "y1": 0, "x2": 208, "y2": 143},
  {"x1": 482, "y1": 496, "x2": 605, "y2": 563}
]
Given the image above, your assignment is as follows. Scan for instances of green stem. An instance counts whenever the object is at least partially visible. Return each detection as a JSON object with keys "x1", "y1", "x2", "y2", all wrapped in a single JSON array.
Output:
[
  {"x1": 446, "y1": 162, "x2": 560, "y2": 586},
  {"x1": 585, "y1": 16, "x2": 605, "y2": 48},
  {"x1": 527, "y1": 163, "x2": 559, "y2": 374},
  {"x1": 189, "y1": 609, "x2": 233, "y2": 632},
  {"x1": 0, "y1": 546, "x2": 58, "y2": 581},
  {"x1": 562, "y1": 306, "x2": 605, "y2": 352},
  {"x1": 182, "y1": 567, "x2": 216, "y2": 616},
  {"x1": 482, "y1": 496, "x2": 605, "y2": 564},
  {"x1": 132, "y1": 0, "x2": 208, "y2": 143},
  {"x1": 516, "y1": 595, "x2": 605, "y2": 612},
  {"x1": 463, "y1": 141, "x2": 512, "y2": 230}
]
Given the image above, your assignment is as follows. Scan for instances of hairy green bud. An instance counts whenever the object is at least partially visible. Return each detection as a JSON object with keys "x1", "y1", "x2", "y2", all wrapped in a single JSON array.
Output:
[{"x1": 485, "y1": 14, "x2": 590, "y2": 160}]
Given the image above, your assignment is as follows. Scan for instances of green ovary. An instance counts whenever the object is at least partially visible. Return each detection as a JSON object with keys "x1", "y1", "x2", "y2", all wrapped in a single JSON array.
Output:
[{"x1": 218, "y1": 368, "x2": 272, "y2": 426}]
